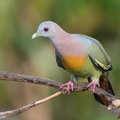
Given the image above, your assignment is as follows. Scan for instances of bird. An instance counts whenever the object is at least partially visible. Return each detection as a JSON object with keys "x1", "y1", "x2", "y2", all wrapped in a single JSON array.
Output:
[{"x1": 32, "y1": 21, "x2": 114, "y2": 106}]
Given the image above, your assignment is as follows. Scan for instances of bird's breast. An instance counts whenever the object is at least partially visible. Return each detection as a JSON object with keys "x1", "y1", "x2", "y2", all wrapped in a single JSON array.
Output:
[{"x1": 61, "y1": 55, "x2": 87, "y2": 70}]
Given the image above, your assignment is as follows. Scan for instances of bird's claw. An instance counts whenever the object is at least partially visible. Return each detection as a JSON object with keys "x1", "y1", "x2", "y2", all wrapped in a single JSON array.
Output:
[
  {"x1": 60, "y1": 81, "x2": 74, "y2": 94},
  {"x1": 87, "y1": 81, "x2": 100, "y2": 93}
]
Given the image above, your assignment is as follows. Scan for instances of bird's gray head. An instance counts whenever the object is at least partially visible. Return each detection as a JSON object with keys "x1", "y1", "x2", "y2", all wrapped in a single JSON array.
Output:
[{"x1": 32, "y1": 21, "x2": 61, "y2": 39}]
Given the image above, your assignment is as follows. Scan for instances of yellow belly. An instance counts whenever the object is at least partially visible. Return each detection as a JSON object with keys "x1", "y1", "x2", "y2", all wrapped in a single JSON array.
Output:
[{"x1": 61, "y1": 55, "x2": 87, "y2": 70}]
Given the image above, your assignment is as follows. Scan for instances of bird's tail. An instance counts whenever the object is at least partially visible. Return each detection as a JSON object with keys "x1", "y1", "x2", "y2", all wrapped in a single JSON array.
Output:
[{"x1": 93, "y1": 75, "x2": 114, "y2": 106}]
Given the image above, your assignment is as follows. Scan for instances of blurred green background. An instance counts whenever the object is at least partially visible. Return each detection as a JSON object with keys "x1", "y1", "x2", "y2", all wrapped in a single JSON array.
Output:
[{"x1": 0, "y1": 0, "x2": 120, "y2": 120}]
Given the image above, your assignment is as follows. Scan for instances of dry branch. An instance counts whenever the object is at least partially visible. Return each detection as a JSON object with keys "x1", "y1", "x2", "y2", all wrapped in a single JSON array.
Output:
[
  {"x1": 0, "y1": 71, "x2": 120, "y2": 119},
  {"x1": 0, "y1": 91, "x2": 62, "y2": 119}
]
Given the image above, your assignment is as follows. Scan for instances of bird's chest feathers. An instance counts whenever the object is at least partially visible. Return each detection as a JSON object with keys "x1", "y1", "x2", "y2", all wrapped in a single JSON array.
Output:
[
  {"x1": 54, "y1": 36, "x2": 87, "y2": 71},
  {"x1": 61, "y1": 55, "x2": 87, "y2": 70}
]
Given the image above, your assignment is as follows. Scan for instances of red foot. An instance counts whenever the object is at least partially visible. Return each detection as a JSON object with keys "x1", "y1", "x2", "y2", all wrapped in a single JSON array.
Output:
[
  {"x1": 60, "y1": 81, "x2": 74, "y2": 94},
  {"x1": 87, "y1": 81, "x2": 100, "y2": 93}
]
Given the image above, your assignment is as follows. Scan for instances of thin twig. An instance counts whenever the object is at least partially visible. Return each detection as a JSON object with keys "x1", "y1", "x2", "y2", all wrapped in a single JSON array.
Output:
[{"x1": 0, "y1": 91, "x2": 62, "y2": 119}]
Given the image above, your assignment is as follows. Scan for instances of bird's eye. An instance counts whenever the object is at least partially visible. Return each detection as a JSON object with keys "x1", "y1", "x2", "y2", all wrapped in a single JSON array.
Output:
[{"x1": 44, "y1": 27, "x2": 49, "y2": 32}]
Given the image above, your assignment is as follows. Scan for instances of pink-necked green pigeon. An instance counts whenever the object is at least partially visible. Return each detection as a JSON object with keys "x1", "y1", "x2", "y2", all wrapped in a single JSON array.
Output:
[{"x1": 32, "y1": 21, "x2": 114, "y2": 106}]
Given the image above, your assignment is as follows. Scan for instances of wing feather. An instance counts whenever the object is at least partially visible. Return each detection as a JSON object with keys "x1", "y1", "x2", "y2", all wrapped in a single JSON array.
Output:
[
  {"x1": 73, "y1": 34, "x2": 112, "y2": 71},
  {"x1": 55, "y1": 50, "x2": 66, "y2": 70}
]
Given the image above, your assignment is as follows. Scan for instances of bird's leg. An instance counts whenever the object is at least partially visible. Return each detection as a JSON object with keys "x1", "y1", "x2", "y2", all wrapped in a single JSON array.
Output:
[
  {"x1": 87, "y1": 80, "x2": 100, "y2": 93},
  {"x1": 60, "y1": 80, "x2": 74, "y2": 94}
]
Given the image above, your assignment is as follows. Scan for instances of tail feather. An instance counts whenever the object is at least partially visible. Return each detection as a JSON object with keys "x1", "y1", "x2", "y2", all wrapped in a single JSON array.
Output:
[{"x1": 93, "y1": 75, "x2": 114, "y2": 106}]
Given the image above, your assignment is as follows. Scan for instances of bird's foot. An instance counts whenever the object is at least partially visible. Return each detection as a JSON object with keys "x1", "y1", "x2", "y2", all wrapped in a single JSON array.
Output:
[
  {"x1": 87, "y1": 81, "x2": 100, "y2": 93},
  {"x1": 60, "y1": 80, "x2": 74, "y2": 94}
]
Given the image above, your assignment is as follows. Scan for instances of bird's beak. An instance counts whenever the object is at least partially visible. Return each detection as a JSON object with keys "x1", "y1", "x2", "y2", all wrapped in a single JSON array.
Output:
[{"x1": 32, "y1": 32, "x2": 41, "y2": 39}]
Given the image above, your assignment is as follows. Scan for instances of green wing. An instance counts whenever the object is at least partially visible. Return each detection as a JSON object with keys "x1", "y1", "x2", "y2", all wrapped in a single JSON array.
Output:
[
  {"x1": 88, "y1": 40, "x2": 112, "y2": 71},
  {"x1": 73, "y1": 34, "x2": 112, "y2": 71}
]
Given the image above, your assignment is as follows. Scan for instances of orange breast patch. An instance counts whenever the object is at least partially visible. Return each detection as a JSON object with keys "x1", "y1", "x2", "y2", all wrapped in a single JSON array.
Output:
[{"x1": 61, "y1": 55, "x2": 87, "y2": 70}]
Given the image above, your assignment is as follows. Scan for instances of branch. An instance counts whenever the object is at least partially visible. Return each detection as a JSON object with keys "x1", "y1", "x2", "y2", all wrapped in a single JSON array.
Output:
[
  {"x1": 0, "y1": 71, "x2": 61, "y2": 88},
  {"x1": 0, "y1": 91, "x2": 62, "y2": 119},
  {"x1": 0, "y1": 71, "x2": 120, "y2": 118}
]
